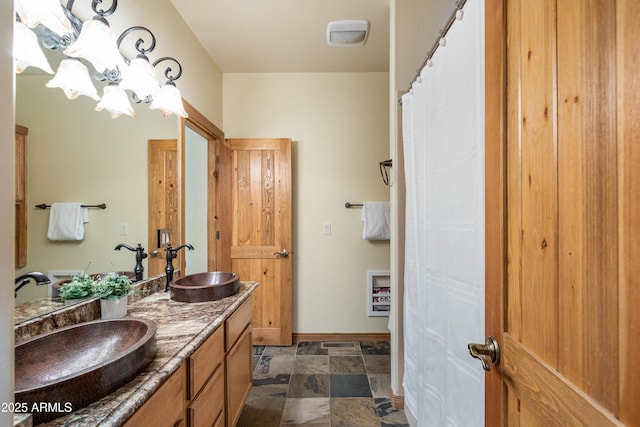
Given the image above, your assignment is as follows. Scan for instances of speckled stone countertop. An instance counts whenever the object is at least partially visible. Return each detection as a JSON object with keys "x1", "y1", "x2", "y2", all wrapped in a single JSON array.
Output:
[{"x1": 28, "y1": 281, "x2": 258, "y2": 427}]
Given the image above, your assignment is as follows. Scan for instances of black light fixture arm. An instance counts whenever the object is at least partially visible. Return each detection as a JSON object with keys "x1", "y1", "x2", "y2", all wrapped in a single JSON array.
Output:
[
  {"x1": 65, "y1": 0, "x2": 118, "y2": 18},
  {"x1": 153, "y1": 57, "x2": 183, "y2": 84},
  {"x1": 117, "y1": 26, "x2": 157, "y2": 60}
]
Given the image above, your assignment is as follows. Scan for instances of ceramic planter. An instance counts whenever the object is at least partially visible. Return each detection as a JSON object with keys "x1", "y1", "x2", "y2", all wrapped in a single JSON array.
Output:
[{"x1": 100, "y1": 296, "x2": 128, "y2": 319}]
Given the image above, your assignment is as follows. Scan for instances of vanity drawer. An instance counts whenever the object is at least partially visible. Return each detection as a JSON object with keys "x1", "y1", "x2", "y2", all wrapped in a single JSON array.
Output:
[
  {"x1": 225, "y1": 297, "x2": 252, "y2": 350},
  {"x1": 188, "y1": 325, "x2": 224, "y2": 399},
  {"x1": 187, "y1": 363, "x2": 224, "y2": 427}
]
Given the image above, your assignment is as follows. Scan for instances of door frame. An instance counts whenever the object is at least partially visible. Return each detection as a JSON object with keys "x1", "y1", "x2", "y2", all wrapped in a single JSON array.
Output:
[
  {"x1": 484, "y1": 0, "x2": 506, "y2": 425},
  {"x1": 177, "y1": 101, "x2": 224, "y2": 273}
]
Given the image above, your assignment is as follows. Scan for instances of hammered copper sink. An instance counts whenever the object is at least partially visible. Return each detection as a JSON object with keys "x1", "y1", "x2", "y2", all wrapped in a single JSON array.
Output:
[
  {"x1": 15, "y1": 318, "x2": 157, "y2": 424},
  {"x1": 170, "y1": 271, "x2": 240, "y2": 302}
]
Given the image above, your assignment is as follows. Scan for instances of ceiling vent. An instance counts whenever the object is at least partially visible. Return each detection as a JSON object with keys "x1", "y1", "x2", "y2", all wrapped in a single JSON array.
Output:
[{"x1": 326, "y1": 20, "x2": 369, "y2": 47}]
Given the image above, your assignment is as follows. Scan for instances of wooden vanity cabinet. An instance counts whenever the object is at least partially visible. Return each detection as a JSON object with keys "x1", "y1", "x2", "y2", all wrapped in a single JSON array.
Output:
[
  {"x1": 123, "y1": 362, "x2": 187, "y2": 427},
  {"x1": 123, "y1": 296, "x2": 253, "y2": 427},
  {"x1": 225, "y1": 298, "x2": 253, "y2": 427},
  {"x1": 187, "y1": 297, "x2": 252, "y2": 427}
]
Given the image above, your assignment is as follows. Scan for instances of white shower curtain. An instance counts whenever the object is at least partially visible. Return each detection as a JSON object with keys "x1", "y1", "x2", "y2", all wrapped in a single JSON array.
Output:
[{"x1": 402, "y1": 0, "x2": 485, "y2": 425}]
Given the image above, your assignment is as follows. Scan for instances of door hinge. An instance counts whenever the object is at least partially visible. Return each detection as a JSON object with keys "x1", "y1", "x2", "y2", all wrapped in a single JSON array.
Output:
[{"x1": 216, "y1": 230, "x2": 220, "y2": 240}]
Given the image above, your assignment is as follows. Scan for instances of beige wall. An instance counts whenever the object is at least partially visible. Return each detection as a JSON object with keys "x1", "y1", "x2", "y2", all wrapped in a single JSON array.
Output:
[
  {"x1": 394, "y1": 0, "x2": 454, "y2": 91},
  {"x1": 1, "y1": 1, "x2": 14, "y2": 424},
  {"x1": 224, "y1": 72, "x2": 391, "y2": 333}
]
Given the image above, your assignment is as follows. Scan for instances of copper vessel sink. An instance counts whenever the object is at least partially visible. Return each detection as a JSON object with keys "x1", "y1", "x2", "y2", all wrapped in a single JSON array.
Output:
[
  {"x1": 15, "y1": 318, "x2": 157, "y2": 424},
  {"x1": 170, "y1": 271, "x2": 240, "y2": 303}
]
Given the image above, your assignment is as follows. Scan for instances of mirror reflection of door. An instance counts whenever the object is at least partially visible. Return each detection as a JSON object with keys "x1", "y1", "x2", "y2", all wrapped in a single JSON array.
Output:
[
  {"x1": 184, "y1": 126, "x2": 208, "y2": 274},
  {"x1": 147, "y1": 139, "x2": 178, "y2": 277}
]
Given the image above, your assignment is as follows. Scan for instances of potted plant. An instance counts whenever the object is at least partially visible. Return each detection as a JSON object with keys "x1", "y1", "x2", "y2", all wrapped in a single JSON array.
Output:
[
  {"x1": 58, "y1": 274, "x2": 96, "y2": 305},
  {"x1": 95, "y1": 273, "x2": 134, "y2": 319}
]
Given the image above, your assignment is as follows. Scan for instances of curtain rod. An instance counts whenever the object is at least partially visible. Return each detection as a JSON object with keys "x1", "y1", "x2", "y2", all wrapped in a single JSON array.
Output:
[{"x1": 400, "y1": 0, "x2": 468, "y2": 103}]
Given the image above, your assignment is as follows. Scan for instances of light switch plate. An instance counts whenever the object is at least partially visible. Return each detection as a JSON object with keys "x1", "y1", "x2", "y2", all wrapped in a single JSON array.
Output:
[{"x1": 322, "y1": 222, "x2": 331, "y2": 235}]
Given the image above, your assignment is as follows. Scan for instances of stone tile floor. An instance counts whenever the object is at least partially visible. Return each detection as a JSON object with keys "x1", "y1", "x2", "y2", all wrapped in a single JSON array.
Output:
[{"x1": 237, "y1": 341, "x2": 410, "y2": 427}]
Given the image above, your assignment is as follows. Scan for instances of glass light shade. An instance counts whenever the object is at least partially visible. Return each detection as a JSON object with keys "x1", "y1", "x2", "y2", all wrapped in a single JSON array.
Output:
[
  {"x1": 64, "y1": 18, "x2": 126, "y2": 74},
  {"x1": 15, "y1": 0, "x2": 73, "y2": 36},
  {"x1": 118, "y1": 56, "x2": 161, "y2": 101},
  {"x1": 96, "y1": 85, "x2": 137, "y2": 118},
  {"x1": 46, "y1": 59, "x2": 100, "y2": 100},
  {"x1": 14, "y1": 22, "x2": 54, "y2": 74},
  {"x1": 149, "y1": 84, "x2": 188, "y2": 118}
]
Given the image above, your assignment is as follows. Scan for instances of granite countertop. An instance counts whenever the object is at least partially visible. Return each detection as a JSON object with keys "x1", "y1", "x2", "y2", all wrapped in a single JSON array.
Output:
[{"x1": 31, "y1": 281, "x2": 258, "y2": 427}]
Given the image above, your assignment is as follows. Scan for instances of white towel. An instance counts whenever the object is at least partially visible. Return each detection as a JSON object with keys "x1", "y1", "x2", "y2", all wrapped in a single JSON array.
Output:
[
  {"x1": 47, "y1": 203, "x2": 90, "y2": 241},
  {"x1": 361, "y1": 201, "x2": 390, "y2": 240}
]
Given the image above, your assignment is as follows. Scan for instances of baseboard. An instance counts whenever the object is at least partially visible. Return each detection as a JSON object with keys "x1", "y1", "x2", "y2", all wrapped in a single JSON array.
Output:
[
  {"x1": 389, "y1": 386, "x2": 404, "y2": 409},
  {"x1": 292, "y1": 332, "x2": 391, "y2": 342}
]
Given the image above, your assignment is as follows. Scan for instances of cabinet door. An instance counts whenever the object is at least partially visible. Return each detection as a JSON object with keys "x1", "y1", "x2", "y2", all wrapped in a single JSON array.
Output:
[
  {"x1": 225, "y1": 298, "x2": 252, "y2": 351},
  {"x1": 188, "y1": 325, "x2": 224, "y2": 399},
  {"x1": 225, "y1": 325, "x2": 252, "y2": 427},
  {"x1": 123, "y1": 363, "x2": 186, "y2": 427}
]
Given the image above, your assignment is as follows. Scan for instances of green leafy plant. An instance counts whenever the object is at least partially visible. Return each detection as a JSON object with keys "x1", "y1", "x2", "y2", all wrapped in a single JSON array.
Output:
[
  {"x1": 95, "y1": 273, "x2": 134, "y2": 300},
  {"x1": 58, "y1": 274, "x2": 97, "y2": 300}
]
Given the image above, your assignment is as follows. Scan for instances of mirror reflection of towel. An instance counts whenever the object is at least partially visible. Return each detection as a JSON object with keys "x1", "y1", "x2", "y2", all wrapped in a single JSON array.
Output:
[
  {"x1": 47, "y1": 203, "x2": 90, "y2": 241},
  {"x1": 361, "y1": 201, "x2": 390, "y2": 240}
]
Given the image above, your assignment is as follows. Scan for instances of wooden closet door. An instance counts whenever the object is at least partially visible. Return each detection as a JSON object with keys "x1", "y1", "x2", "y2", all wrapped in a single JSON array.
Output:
[
  {"x1": 226, "y1": 138, "x2": 292, "y2": 346},
  {"x1": 483, "y1": 0, "x2": 640, "y2": 425}
]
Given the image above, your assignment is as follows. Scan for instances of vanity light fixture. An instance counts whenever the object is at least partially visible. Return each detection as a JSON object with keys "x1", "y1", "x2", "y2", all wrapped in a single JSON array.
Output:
[
  {"x1": 15, "y1": 0, "x2": 73, "y2": 38},
  {"x1": 45, "y1": 58, "x2": 100, "y2": 100},
  {"x1": 96, "y1": 84, "x2": 136, "y2": 118},
  {"x1": 64, "y1": 17, "x2": 127, "y2": 76},
  {"x1": 149, "y1": 58, "x2": 188, "y2": 118},
  {"x1": 14, "y1": 21, "x2": 54, "y2": 74},
  {"x1": 13, "y1": 0, "x2": 188, "y2": 119},
  {"x1": 116, "y1": 27, "x2": 161, "y2": 102}
]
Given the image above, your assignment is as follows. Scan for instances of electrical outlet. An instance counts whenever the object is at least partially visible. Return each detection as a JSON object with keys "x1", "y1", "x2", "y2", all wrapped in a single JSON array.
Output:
[
  {"x1": 120, "y1": 223, "x2": 129, "y2": 236},
  {"x1": 322, "y1": 222, "x2": 331, "y2": 235}
]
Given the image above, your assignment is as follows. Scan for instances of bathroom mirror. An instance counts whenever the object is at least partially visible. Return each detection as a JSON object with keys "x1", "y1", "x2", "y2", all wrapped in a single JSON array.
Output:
[
  {"x1": 184, "y1": 126, "x2": 209, "y2": 274},
  {"x1": 13, "y1": 71, "x2": 179, "y2": 320}
]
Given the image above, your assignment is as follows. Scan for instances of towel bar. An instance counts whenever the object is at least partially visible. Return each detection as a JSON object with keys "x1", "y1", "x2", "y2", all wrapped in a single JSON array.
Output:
[
  {"x1": 345, "y1": 202, "x2": 363, "y2": 208},
  {"x1": 36, "y1": 203, "x2": 107, "y2": 210}
]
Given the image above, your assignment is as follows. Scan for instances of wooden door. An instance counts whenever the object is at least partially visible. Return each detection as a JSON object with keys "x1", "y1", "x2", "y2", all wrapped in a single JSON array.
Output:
[
  {"x1": 15, "y1": 125, "x2": 27, "y2": 268},
  {"x1": 483, "y1": 0, "x2": 640, "y2": 425},
  {"x1": 224, "y1": 138, "x2": 292, "y2": 346},
  {"x1": 148, "y1": 139, "x2": 179, "y2": 277}
]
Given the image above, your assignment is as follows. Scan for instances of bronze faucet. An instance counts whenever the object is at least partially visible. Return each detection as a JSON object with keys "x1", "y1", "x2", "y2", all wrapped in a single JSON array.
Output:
[
  {"x1": 164, "y1": 243, "x2": 194, "y2": 291},
  {"x1": 15, "y1": 272, "x2": 50, "y2": 298}
]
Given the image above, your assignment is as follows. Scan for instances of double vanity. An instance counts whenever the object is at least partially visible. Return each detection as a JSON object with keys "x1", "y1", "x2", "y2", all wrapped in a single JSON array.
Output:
[{"x1": 14, "y1": 273, "x2": 257, "y2": 427}]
